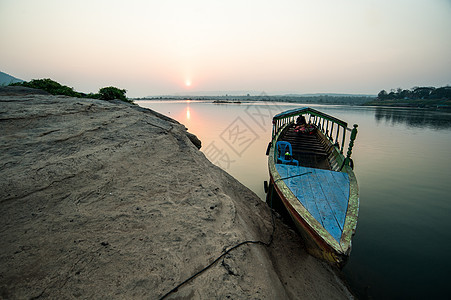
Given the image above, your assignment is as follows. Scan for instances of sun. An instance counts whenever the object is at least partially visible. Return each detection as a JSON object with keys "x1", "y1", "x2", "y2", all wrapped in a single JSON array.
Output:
[{"x1": 185, "y1": 79, "x2": 192, "y2": 87}]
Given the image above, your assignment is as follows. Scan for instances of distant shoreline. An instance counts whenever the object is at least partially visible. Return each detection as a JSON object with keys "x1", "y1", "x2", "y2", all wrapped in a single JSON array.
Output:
[
  {"x1": 134, "y1": 94, "x2": 374, "y2": 106},
  {"x1": 136, "y1": 96, "x2": 451, "y2": 110},
  {"x1": 363, "y1": 98, "x2": 451, "y2": 110}
]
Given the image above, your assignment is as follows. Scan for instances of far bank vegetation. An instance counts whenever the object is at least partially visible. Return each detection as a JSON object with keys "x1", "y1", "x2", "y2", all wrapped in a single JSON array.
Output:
[{"x1": 365, "y1": 86, "x2": 451, "y2": 108}]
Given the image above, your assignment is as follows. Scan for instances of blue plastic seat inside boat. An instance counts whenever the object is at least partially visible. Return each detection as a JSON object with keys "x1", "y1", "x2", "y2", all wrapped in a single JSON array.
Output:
[{"x1": 276, "y1": 141, "x2": 299, "y2": 166}]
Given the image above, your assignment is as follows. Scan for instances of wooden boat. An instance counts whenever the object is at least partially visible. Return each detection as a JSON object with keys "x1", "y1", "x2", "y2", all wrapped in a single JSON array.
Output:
[{"x1": 265, "y1": 107, "x2": 359, "y2": 268}]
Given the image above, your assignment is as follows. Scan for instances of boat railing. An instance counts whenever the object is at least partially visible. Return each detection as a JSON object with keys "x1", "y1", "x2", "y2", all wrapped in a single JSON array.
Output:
[{"x1": 272, "y1": 107, "x2": 358, "y2": 167}]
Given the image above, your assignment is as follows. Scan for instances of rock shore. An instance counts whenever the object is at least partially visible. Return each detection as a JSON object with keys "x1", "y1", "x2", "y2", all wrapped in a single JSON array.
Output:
[{"x1": 0, "y1": 87, "x2": 352, "y2": 299}]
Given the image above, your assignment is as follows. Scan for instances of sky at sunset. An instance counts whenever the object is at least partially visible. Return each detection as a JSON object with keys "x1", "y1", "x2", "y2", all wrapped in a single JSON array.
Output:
[{"x1": 1, "y1": 0, "x2": 450, "y2": 97}]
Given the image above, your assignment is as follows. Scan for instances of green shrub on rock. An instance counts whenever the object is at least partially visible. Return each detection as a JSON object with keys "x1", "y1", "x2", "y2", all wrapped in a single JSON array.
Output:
[
  {"x1": 10, "y1": 78, "x2": 81, "y2": 97},
  {"x1": 98, "y1": 86, "x2": 130, "y2": 102},
  {"x1": 9, "y1": 79, "x2": 133, "y2": 104}
]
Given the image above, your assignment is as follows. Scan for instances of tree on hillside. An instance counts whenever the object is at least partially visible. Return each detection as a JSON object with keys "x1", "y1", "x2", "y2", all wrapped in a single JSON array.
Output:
[
  {"x1": 378, "y1": 90, "x2": 388, "y2": 100},
  {"x1": 399, "y1": 89, "x2": 412, "y2": 99},
  {"x1": 412, "y1": 87, "x2": 434, "y2": 99},
  {"x1": 431, "y1": 86, "x2": 451, "y2": 99}
]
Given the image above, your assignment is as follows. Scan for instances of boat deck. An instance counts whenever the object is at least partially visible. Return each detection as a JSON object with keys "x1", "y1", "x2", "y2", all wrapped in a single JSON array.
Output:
[
  {"x1": 280, "y1": 127, "x2": 331, "y2": 170},
  {"x1": 275, "y1": 164, "x2": 350, "y2": 242}
]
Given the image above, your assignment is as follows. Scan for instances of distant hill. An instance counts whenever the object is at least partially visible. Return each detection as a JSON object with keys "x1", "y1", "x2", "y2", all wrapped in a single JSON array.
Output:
[{"x1": 0, "y1": 71, "x2": 24, "y2": 86}]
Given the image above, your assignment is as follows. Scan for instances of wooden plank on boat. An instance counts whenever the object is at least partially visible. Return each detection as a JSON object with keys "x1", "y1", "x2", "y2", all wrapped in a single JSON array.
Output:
[
  {"x1": 294, "y1": 150, "x2": 328, "y2": 156},
  {"x1": 275, "y1": 164, "x2": 350, "y2": 242},
  {"x1": 313, "y1": 170, "x2": 349, "y2": 230},
  {"x1": 292, "y1": 169, "x2": 323, "y2": 224},
  {"x1": 305, "y1": 172, "x2": 343, "y2": 241}
]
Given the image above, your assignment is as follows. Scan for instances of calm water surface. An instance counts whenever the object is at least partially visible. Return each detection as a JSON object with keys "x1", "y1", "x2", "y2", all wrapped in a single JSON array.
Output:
[{"x1": 138, "y1": 100, "x2": 451, "y2": 299}]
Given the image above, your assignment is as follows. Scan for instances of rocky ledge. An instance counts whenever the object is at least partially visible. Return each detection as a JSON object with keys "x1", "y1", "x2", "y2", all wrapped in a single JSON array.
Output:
[{"x1": 0, "y1": 87, "x2": 352, "y2": 299}]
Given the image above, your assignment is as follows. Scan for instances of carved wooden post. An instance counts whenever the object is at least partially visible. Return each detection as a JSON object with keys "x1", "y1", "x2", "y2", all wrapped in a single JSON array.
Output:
[{"x1": 345, "y1": 124, "x2": 358, "y2": 166}]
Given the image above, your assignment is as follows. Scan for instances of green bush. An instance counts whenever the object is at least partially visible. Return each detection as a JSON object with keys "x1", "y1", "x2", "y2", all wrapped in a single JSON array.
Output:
[
  {"x1": 9, "y1": 78, "x2": 133, "y2": 103},
  {"x1": 98, "y1": 86, "x2": 130, "y2": 102},
  {"x1": 10, "y1": 78, "x2": 82, "y2": 97}
]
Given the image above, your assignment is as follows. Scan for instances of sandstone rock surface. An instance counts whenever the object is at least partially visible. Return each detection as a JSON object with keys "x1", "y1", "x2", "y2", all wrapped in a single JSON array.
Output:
[{"x1": 0, "y1": 88, "x2": 352, "y2": 299}]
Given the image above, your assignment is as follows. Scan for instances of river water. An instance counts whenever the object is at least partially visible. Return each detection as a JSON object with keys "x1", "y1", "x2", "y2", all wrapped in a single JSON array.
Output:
[{"x1": 138, "y1": 100, "x2": 451, "y2": 299}]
